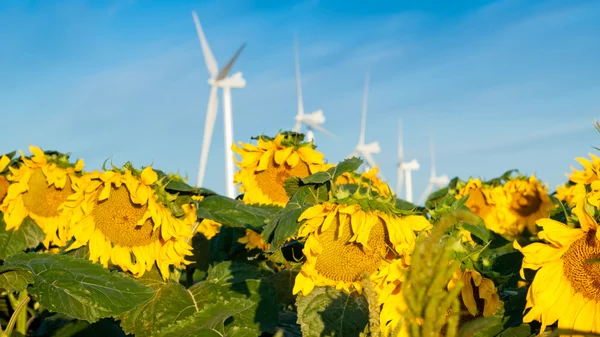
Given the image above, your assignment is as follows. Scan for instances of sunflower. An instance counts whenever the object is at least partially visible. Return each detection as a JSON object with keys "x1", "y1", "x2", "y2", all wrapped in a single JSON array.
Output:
[
  {"x1": 232, "y1": 132, "x2": 327, "y2": 206},
  {"x1": 455, "y1": 176, "x2": 554, "y2": 239},
  {"x1": 292, "y1": 201, "x2": 431, "y2": 296},
  {"x1": 514, "y1": 196, "x2": 600, "y2": 334},
  {"x1": 335, "y1": 167, "x2": 392, "y2": 197},
  {"x1": 63, "y1": 166, "x2": 194, "y2": 279},
  {"x1": 237, "y1": 229, "x2": 269, "y2": 251},
  {"x1": 447, "y1": 268, "x2": 503, "y2": 322},
  {"x1": 0, "y1": 145, "x2": 83, "y2": 248},
  {"x1": 555, "y1": 183, "x2": 586, "y2": 207},
  {"x1": 503, "y1": 175, "x2": 555, "y2": 235},
  {"x1": 556, "y1": 154, "x2": 600, "y2": 207}
]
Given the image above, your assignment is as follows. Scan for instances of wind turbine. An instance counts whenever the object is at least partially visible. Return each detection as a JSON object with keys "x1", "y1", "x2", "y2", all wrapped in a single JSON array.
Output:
[
  {"x1": 291, "y1": 35, "x2": 333, "y2": 142},
  {"x1": 396, "y1": 119, "x2": 420, "y2": 203},
  {"x1": 192, "y1": 11, "x2": 246, "y2": 199},
  {"x1": 349, "y1": 73, "x2": 381, "y2": 170},
  {"x1": 418, "y1": 136, "x2": 450, "y2": 205}
]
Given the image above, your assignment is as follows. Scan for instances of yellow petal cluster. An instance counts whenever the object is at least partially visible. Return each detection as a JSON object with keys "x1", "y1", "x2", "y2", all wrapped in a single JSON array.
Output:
[
  {"x1": 514, "y1": 195, "x2": 600, "y2": 334},
  {"x1": 62, "y1": 166, "x2": 194, "y2": 279},
  {"x1": 292, "y1": 202, "x2": 431, "y2": 296},
  {"x1": 555, "y1": 153, "x2": 600, "y2": 206},
  {"x1": 335, "y1": 166, "x2": 392, "y2": 197},
  {"x1": 0, "y1": 145, "x2": 83, "y2": 247},
  {"x1": 456, "y1": 175, "x2": 555, "y2": 239},
  {"x1": 448, "y1": 268, "x2": 502, "y2": 319},
  {"x1": 237, "y1": 229, "x2": 269, "y2": 251},
  {"x1": 232, "y1": 133, "x2": 327, "y2": 206}
]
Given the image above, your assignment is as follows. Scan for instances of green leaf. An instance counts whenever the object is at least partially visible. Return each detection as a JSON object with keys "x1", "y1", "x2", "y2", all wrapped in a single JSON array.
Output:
[
  {"x1": 0, "y1": 216, "x2": 45, "y2": 260},
  {"x1": 34, "y1": 316, "x2": 127, "y2": 337},
  {"x1": 0, "y1": 267, "x2": 32, "y2": 293},
  {"x1": 300, "y1": 171, "x2": 331, "y2": 184},
  {"x1": 165, "y1": 180, "x2": 216, "y2": 196},
  {"x1": 265, "y1": 203, "x2": 311, "y2": 252},
  {"x1": 330, "y1": 157, "x2": 363, "y2": 180},
  {"x1": 284, "y1": 176, "x2": 301, "y2": 198},
  {"x1": 457, "y1": 317, "x2": 504, "y2": 337},
  {"x1": 198, "y1": 261, "x2": 278, "y2": 333},
  {"x1": 296, "y1": 287, "x2": 369, "y2": 337},
  {"x1": 3, "y1": 252, "x2": 154, "y2": 322},
  {"x1": 196, "y1": 195, "x2": 280, "y2": 230},
  {"x1": 497, "y1": 324, "x2": 532, "y2": 337},
  {"x1": 155, "y1": 298, "x2": 256, "y2": 337},
  {"x1": 116, "y1": 268, "x2": 198, "y2": 337},
  {"x1": 461, "y1": 222, "x2": 491, "y2": 243}
]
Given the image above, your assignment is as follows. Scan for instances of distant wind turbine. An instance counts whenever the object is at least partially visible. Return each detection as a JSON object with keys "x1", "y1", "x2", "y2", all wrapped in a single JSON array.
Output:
[
  {"x1": 291, "y1": 35, "x2": 334, "y2": 142},
  {"x1": 418, "y1": 136, "x2": 450, "y2": 205},
  {"x1": 192, "y1": 11, "x2": 246, "y2": 198},
  {"x1": 349, "y1": 73, "x2": 381, "y2": 170},
  {"x1": 396, "y1": 119, "x2": 420, "y2": 203}
]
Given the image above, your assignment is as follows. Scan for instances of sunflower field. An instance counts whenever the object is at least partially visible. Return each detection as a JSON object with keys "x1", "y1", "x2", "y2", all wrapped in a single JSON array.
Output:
[{"x1": 0, "y1": 125, "x2": 599, "y2": 337}]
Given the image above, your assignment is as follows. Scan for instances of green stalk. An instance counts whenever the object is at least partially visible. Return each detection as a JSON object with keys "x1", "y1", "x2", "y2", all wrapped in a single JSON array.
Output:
[{"x1": 3, "y1": 292, "x2": 30, "y2": 337}]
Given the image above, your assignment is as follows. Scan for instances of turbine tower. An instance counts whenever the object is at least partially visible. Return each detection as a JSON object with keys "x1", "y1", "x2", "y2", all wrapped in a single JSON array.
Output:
[
  {"x1": 396, "y1": 119, "x2": 419, "y2": 203},
  {"x1": 291, "y1": 35, "x2": 333, "y2": 142},
  {"x1": 418, "y1": 136, "x2": 450, "y2": 205},
  {"x1": 349, "y1": 73, "x2": 381, "y2": 170},
  {"x1": 192, "y1": 11, "x2": 246, "y2": 198}
]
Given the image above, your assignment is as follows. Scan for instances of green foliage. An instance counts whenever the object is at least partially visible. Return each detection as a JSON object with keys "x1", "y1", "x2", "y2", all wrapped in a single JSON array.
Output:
[
  {"x1": 0, "y1": 268, "x2": 32, "y2": 293},
  {"x1": 0, "y1": 217, "x2": 45, "y2": 260},
  {"x1": 2, "y1": 252, "x2": 154, "y2": 322},
  {"x1": 296, "y1": 287, "x2": 369, "y2": 337},
  {"x1": 401, "y1": 210, "x2": 466, "y2": 337},
  {"x1": 196, "y1": 195, "x2": 281, "y2": 230}
]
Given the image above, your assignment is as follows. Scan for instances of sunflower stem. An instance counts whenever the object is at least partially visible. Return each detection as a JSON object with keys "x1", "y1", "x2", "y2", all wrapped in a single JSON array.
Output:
[{"x1": 4, "y1": 291, "x2": 30, "y2": 337}]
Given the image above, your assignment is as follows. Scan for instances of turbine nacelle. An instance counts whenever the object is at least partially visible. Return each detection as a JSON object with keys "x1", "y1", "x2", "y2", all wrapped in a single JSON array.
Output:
[
  {"x1": 296, "y1": 110, "x2": 325, "y2": 124},
  {"x1": 432, "y1": 174, "x2": 450, "y2": 187},
  {"x1": 402, "y1": 159, "x2": 420, "y2": 171},
  {"x1": 208, "y1": 72, "x2": 246, "y2": 88},
  {"x1": 356, "y1": 141, "x2": 381, "y2": 154}
]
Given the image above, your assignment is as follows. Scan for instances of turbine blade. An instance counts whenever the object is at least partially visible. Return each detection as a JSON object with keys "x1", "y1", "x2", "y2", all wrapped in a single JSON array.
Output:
[
  {"x1": 419, "y1": 182, "x2": 435, "y2": 205},
  {"x1": 192, "y1": 11, "x2": 219, "y2": 78},
  {"x1": 305, "y1": 120, "x2": 335, "y2": 139},
  {"x1": 294, "y1": 34, "x2": 305, "y2": 117},
  {"x1": 361, "y1": 151, "x2": 377, "y2": 170},
  {"x1": 216, "y1": 43, "x2": 246, "y2": 81},
  {"x1": 197, "y1": 86, "x2": 220, "y2": 187},
  {"x1": 359, "y1": 72, "x2": 369, "y2": 144},
  {"x1": 292, "y1": 121, "x2": 302, "y2": 132}
]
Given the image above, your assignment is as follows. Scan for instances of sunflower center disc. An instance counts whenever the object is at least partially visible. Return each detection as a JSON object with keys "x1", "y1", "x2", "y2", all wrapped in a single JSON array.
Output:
[
  {"x1": 92, "y1": 186, "x2": 158, "y2": 247},
  {"x1": 315, "y1": 214, "x2": 388, "y2": 283},
  {"x1": 255, "y1": 156, "x2": 309, "y2": 204},
  {"x1": 22, "y1": 168, "x2": 73, "y2": 217},
  {"x1": 563, "y1": 230, "x2": 600, "y2": 300},
  {"x1": 510, "y1": 189, "x2": 542, "y2": 217}
]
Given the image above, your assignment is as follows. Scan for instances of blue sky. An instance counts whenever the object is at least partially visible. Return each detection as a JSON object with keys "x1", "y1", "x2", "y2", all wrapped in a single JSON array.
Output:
[{"x1": 1, "y1": 0, "x2": 599, "y2": 202}]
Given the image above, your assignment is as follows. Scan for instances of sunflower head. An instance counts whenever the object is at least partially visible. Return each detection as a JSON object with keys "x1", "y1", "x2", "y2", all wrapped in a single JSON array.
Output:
[
  {"x1": 0, "y1": 145, "x2": 84, "y2": 248},
  {"x1": 335, "y1": 167, "x2": 392, "y2": 198},
  {"x1": 514, "y1": 191, "x2": 600, "y2": 333},
  {"x1": 63, "y1": 164, "x2": 195, "y2": 279},
  {"x1": 292, "y1": 191, "x2": 431, "y2": 296},
  {"x1": 232, "y1": 131, "x2": 328, "y2": 206},
  {"x1": 503, "y1": 175, "x2": 556, "y2": 235}
]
